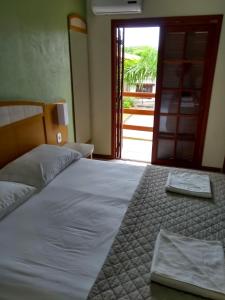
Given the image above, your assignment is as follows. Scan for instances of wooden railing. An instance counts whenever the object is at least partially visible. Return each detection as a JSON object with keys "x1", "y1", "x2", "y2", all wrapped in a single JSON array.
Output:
[
  {"x1": 123, "y1": 91, "x2": 155, "y2": 98},
  {"x1": 122, "y1": 91, "x2": 155, "y2": 132},
  {"x1": 123, "y1": 108, "x2": 154, "y2": 115},
  {"x1": 123, "y1": 124, "x2": 154, "y2": 132}
]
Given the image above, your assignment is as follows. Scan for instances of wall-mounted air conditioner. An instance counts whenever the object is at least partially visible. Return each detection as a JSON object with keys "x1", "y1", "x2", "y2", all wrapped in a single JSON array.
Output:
[{"x1": 91, "y1": 0, "x2": 143, "y2": 15}]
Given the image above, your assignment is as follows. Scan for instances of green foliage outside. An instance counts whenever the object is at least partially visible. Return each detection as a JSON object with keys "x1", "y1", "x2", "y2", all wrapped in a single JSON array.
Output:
[
  {"x1": 124, "y1": 46, "x2": 158, "y2": 87},
  {"x1": 123, "y1": 97, "x2": 134, "y2": 108}
]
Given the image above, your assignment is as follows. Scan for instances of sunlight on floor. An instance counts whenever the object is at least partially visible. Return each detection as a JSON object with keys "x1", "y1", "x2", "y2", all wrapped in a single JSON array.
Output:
[
  {"x1": 112, "y1": 159, "x2": 147, "y2": 167},
  {"x1": 121, "y1": 138, "x2": 152, "y2": 162}
]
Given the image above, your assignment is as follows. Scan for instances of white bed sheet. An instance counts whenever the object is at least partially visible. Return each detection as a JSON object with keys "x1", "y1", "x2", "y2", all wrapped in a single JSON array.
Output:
[{"x1": 0, "y1": 158, "x2": 144, "y2": 300}]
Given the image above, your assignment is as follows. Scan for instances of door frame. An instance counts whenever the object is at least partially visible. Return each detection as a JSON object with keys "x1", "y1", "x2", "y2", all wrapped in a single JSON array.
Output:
[
  {"x1": 111, "y1": 15, "x2": 222, "y2": 164},
  {"x1": 111, "y1": 18, "x2": 162, "y2": 159}
]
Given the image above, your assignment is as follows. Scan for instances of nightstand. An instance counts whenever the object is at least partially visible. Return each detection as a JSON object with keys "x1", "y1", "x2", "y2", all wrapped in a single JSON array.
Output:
[{"x1": 63, "y1": 142, "x2": 94, "y2": 159}]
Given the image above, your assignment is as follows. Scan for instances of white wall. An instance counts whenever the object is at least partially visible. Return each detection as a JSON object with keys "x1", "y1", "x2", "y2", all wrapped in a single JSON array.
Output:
[{"x1": 87, "y1": 0, "x2": 225, "y2": 168}]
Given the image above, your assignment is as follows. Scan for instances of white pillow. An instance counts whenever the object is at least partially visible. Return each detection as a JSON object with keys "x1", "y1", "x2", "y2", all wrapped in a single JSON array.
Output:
[
  {"x1": 0, "y1": 181, "x2": 36, "y2": 220},
  {"x1": 0, "y1": 144, "x2": 81, "y2": 188}
]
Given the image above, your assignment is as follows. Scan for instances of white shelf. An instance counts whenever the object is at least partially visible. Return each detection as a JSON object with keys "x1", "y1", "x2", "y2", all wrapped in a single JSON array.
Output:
[{"x1": 64, "y1": 142, "x2": 94, "y2": 158}]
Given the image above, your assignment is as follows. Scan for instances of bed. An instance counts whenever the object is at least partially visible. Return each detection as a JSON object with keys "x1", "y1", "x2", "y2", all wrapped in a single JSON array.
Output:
[
  {"x1": 0, "y1": 101, "x2": 225, "y2": 300},
  {"x1": 0, "y1": 101, "x2": 144, "y2": 299},
  {"x1": 0, "y1": 158, "x2": 144, "y2": 300}
]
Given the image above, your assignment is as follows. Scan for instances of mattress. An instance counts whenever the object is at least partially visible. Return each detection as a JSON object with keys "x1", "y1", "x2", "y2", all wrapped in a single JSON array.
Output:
[
  {"x1": 88, "y1": 165, "x2": 225, "y2": 300},
  {"x1": 0, "y1": 158, "x2": 144, "y2": 300}
]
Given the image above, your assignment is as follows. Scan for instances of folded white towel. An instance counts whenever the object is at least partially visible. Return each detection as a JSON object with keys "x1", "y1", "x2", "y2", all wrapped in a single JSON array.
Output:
[
  {"x1": 166, "y1": 171, "x2": 212, "y2": 198},
  {"x1": 151, "y1": 230, "x2": 225, "y2": 300}
]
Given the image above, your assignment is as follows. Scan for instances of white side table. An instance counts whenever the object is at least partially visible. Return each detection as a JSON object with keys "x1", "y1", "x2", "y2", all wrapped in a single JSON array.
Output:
[{"x1": 64, "y1": 142, "x2": 94, "y2": 159}]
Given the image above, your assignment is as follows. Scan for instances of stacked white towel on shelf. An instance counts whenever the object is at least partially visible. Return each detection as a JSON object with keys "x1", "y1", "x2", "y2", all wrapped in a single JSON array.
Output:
[
  {"x1": 151, "y1": 229, "x2": 225, "y2": 300},
  {"x1": 165, "y1": 171, "x2": 212, "y2": 198}
]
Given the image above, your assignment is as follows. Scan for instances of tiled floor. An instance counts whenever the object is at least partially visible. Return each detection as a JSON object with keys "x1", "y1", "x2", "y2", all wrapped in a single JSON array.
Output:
[
  {"x1": 112, "y1": 159, "x2": 147, "y2": 167},
  {"x1": 121, "y1": 114, "x2": 153, "y2": 163},
  {"x1": 123, "y1": 129, "x2": 152, "y2": 141},
  {"x1": 123, "y1": 114, "x2": 154, "y2": 127},
  {"x1": 121, "y1": 138, "x2": 152, "y2": 162}
]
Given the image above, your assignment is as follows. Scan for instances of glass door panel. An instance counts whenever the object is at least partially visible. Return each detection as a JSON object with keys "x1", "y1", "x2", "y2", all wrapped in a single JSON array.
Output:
[
  {"x1": 183, "y1": 63, "x2": 204, "y2": 89},
  {"x1": 185, "y1": 32, "x2": 208, "y2": 60},
  {"x1": 178, "y1": 116, "x2": 198, "y2": 135},
  {"x1": 159, "y1": 116, "x2": 177, "y2": 133},
  {"x1": 164, "y1": 32, "x2": 185, "y2": 59},
  {"x1": 162, "y1": 64, "x2": 182, "y2": 88},
  {"x1": 176, "y1": 140, "x2": 195, "y2": 161},
  {"x1": 157, "y1": 139, "x2": 175, "y2": 160},
  {"x1": 160, "y1": 91, "x2": 179, "y2": 113},
  {"x1": 180, "y1": 91, "x2": 200, "y2": 114}
]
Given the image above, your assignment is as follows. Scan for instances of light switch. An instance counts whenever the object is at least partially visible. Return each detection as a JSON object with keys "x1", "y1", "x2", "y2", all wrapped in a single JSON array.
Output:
[{"x1": 56, "y1": 132, "x2": 62, "y2": 144}]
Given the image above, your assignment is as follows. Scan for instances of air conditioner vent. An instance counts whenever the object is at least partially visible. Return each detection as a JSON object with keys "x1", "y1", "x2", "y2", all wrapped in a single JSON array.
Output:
[{"x1": 91, "y1": 0, "x2": 143, "y2": 15}]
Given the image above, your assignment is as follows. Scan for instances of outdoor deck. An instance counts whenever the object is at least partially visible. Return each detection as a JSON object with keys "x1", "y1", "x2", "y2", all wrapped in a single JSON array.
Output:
[
  {"x1": 122, "y1": 137, "x2": 152, "y2": 162},
  {"x1": 121, "y1": 92, "x2": 155, "y2": 162}
]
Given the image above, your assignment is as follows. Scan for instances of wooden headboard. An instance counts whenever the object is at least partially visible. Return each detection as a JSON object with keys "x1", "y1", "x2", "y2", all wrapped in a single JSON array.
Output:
[{"x1": 0, "y1": 100, "x2": 68, "y2": 168}]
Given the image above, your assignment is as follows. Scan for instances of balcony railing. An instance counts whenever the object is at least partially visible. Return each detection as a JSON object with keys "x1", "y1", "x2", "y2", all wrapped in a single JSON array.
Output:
[{"x1": 122, "y1": 91, "x2": 155, "y2": 133}]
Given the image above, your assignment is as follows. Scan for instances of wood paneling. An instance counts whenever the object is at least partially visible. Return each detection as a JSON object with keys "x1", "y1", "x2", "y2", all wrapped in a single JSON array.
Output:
[
  {"x1": 0, "y1": 100, "x2": 68, "y2": 168},
  {"x1": 0, "y1": 114, "x2": 46, "y2": 168},
  {"x1": 0, "y1": 125, "x2": 18, "y2": 167}
]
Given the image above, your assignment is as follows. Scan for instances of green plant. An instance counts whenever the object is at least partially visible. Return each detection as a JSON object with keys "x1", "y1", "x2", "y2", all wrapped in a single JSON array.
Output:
[
  {"x1": 123, "y1": 97, "x2": 134, "y2": 108},
  {"x1": 124, "y1": 46, "x2": 158, "y2": 87}
]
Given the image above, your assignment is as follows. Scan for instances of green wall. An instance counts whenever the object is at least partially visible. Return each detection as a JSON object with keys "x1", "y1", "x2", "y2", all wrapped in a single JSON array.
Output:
[{"x1": 0, "y1": 0, "x2": 86, "y2": 141}]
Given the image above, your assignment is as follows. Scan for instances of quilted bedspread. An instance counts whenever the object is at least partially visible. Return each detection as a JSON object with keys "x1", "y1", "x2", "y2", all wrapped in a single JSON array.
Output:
[{"x1": 88, "y1": 165, "x2": 225, "y2": 300}]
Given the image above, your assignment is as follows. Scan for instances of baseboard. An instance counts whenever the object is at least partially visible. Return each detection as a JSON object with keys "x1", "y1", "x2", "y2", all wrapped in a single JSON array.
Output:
[
  {"x1": 223, "y1": 158, "x2": 225, "y2": 173},
  {"x1": 85, "y1": 139, "x2": 92, "y2": 144},
  {"x1": 93, "y1": 154, "x2": 114, "y2": 160},
  {"x1": 200, "y1": 166, "x2": 221, "y2": 173}
]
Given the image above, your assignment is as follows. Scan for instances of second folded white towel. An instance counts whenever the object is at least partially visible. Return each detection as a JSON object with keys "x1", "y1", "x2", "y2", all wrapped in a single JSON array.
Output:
[{"x1": 151, "y1": 229, "x2": 225, "y2": 300}]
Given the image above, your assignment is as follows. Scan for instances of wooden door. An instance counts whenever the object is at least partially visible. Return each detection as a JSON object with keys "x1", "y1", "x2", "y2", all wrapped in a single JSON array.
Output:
[
  {"x1": 152, "y1": 18, "x2": 222, "y2": 168},
  {"x1": 114, "y1": 27, "x2": 125, "y2": 159}
]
